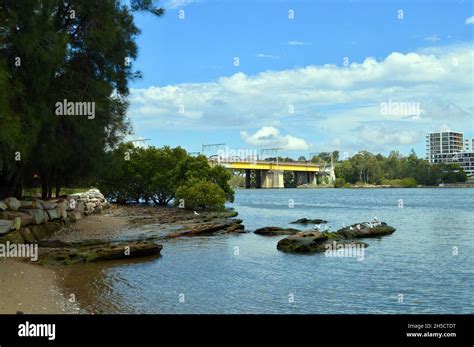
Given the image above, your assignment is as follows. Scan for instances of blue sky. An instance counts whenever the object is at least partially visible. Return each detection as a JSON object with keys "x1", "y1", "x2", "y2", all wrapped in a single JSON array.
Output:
[{"x1": 127, "y1": 0, "x2": 474, "y2": 158}]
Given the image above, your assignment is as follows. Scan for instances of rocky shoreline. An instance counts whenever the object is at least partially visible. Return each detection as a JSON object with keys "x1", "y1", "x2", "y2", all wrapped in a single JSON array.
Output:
[{"x1": 0, "y1": 189, "x2": 245, "y2": 265}]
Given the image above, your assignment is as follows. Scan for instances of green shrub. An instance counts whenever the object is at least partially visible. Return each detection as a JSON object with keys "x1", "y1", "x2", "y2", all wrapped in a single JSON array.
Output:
[
  {"x1": 175, "y1": 179, "x2": 227, "y2": 211},
  {"x1": 400, "y1": 177, "x2": 417, "y2": 187},
  {"x1": 334, "y1": 177, "x2": 346, "y2": 188}
]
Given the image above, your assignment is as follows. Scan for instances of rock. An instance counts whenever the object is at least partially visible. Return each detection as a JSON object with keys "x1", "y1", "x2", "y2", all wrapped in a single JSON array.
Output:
[
  {"x1": 58, "y1": 206, "x2": 68, "y2": 219},
  {"x1": 42, "y1": 201, "x2": 57, "y2": 210},
  {"x1": 20, "y1": 200, "x2": 40, "y2": 209},
  {"x1": 37, "y1": 239, "x2": 163, "y2": 265},
  {"x1": 0, "y1": 220, "x2": 14, "y2": 235},
  {"x1": 29, "y1": 222, "x2": 62, "y2": 240},
  {"x1": 166, "y1": 220, "x2": 244, "y2": 238},
  {"x1": 67, "y1": 210, "x2": 82, "y2": 222},
  {"x1": 3, "y1": 197, "x2": 21, "y2": 211},
  {"x1": 254, "y1": 226, "x2": 301, "y2": 236},
  {"x1": 277, "y1": 221, "x2": 396, "y2": 254},
  {"x1": 0, "y1": 230, "x2": 25, "y2": 244},
  {"x1": 0, "y1": 211, "x2": 34, "y2": 228},
  {"x1": 19, "y1": 227, "x2": 37, "y2": 243},
  {"x1": 19, "y1": 209, "x2": 45, "y2": 225},
  {"x1": 0, "y1": 201, "x2": 8, "y2": 211},
  {"x1": 55, "y1": 199, "x2": 68, "y2": 211},
  {"x1": 76, "y1": 201, "x2": 85, "y2": 214},
  {"x1": 290, "y1": 218, "x2": 327, "y2": 224},
  {"x1": 85, "y1": 202, "x2": 95, "y2": 213},
  {"x1": 336, "y1": 222, "x2": 396, "y2": 239},
  {"x1": 42, "y1": 210, "x2": 50, "y2": 222},
  {"x1": 277, "y1": 231, "x2": 328, "y2": 253},
  {"x1": 46, "y1": 208, "x2": 60, "y2": 220},
  {"x1": 277, "y1": 231, "x2": 369, "y2": 254}
]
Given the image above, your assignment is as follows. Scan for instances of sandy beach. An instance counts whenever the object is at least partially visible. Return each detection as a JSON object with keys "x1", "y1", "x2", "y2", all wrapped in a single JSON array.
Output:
[{"x1": 0, "y1": 258, "x2": 79, "y2": 314}]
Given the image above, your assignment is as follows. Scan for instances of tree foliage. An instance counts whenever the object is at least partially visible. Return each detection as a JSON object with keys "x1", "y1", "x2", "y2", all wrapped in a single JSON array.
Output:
[
  {"x1": 0, "y1": 0, "x2": 163, "y2": 199},
  {"x1": 98, "y1": 145, "x2": 234, "y2": 210},
  {"x1": 335, "y1": 150, "x2": 468, "y2": 186}
]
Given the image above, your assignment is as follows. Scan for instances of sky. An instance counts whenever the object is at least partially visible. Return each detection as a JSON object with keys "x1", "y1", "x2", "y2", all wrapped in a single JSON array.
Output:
[{"x1": 126, "y1": 0, "x2": 474, "y2": 159}]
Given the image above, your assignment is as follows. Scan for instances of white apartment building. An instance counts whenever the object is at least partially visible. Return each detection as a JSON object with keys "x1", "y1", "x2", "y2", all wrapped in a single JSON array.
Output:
[{"x1": 426, "y1": 131, "x2": 474, "y2": 177}]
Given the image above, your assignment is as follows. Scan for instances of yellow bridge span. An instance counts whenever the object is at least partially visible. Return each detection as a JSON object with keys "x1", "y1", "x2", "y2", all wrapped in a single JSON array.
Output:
[
  {"x1": 210, "y1": 160, "x2": 322, "y2": 172},
  {"x1": 209, "y1": 159, "x2": 333, "y2": 188}
]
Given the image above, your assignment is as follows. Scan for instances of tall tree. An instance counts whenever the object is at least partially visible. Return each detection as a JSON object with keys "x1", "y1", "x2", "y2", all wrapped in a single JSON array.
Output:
[{"x1": 0, "y1": 0, "x2": 164, "y2": 199}]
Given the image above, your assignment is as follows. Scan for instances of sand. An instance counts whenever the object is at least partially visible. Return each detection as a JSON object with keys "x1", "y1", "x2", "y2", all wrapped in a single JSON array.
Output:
[{"x1": 0, "y1": 259, "x2": 79, "y2": 314}]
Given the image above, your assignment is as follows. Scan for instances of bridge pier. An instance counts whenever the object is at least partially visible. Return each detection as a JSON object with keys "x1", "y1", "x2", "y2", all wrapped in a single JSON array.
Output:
[
  {"x1": 309, "y1": 172, "x2": 317, "y2": 185},
  {"x1": 245, "y1": 169, "x2": 251, "y2": 189},
  {"x1": 260, "y1": 170, "x2": 284, "y2": 188},
  {"x1": 255, "y1": 170, "x2": 262, "y2": 188}
]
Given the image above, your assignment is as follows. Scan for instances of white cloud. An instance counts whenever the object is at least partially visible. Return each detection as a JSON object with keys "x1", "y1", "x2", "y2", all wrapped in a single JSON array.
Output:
[
  {"x1": 256, "y1": 53, "x2": 280, "y2": 59},
  {"x1": 164, "y1": 0, "x2": 196, "y2": 9},
  {"x1": 128, "y1": 43, "x2": 474, "y2": 152},
  {"x1": 355, "y1": 124, "x2": 419, "y2": 148},
  {"x1": 424, "y1": 35, "x2": 440, "y2": 42},
  {"x1": 465, "y1": 16, "x2": 474, "y2": 25},
  {"x1": 240, "y1": 126, "x2": 308, "y2": 150},
  {"x1": 287, "y1": 41, "x2": 312, "y2": 46}
]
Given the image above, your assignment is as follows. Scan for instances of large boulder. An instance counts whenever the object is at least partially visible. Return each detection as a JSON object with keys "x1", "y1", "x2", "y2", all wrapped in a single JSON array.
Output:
[
  {"x1": 45, "y1": 208, "x2": 60, "y2": 220},
  {"x1": 42, "y1": 201, "x2": 57, "y2": 210},
  {"x1": 75, "y1": 201, "x2": 85, "y2": 214},
  {"x1": 0, "y1": 220, "x2": 14, "y2": 235},
  {"x1": 0, "y1": 230, "x2": 25, "y2": 244},
  {"x1": 20, "y1": 200, "x2": 42, "y2": 209},
  {"x1": 254, "y1": 226, "x2": 301, "y2": 236},
  {"x1": 0, "y1": 211, "x2": 34, "y2": 228},
  {"x1": 290, "y1": 218, "x2": 328, "y2": 224},
  {"x1": 19, "y1": 208, "x2": 45, "y2": 225},
  {"x1": 19, "y1": 227, "x2": 37, "y2": 243},
  {"x1": 29, "y1": 222, "x2": 62, "y2": 240},
  {"x1": 85, "y1": 202, "x2": 96, "y2": 213},
  {"x1": 336, "y1": 222, "x2": 396, "y2": 239},
  {"x1": 277, "y1": 231, "x2": 369, "y2": 254},
  {"x1": 3, "y1": 197, "x2": 21, "y2": 211},
  {"x1": 67, "y1": 210, "x2": 82, "y2": 222},
  {"x1": 277, "y1": 231, "x2": 328, "y2": 253},
  {"x1": 0, "y1": 201, "x2": 8, "y2": 211}
]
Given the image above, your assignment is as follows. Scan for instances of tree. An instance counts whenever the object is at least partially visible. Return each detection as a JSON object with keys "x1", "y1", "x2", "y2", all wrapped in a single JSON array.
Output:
[
  {"x1": 0, "y1": 0, "x2": 164, "y2": 199},
  {"x1": 175, "y1": 179, "x2": 227, "y2": 211},
  {"x1": 98, "y1": 145, "x2": 235, "y2": 208}
]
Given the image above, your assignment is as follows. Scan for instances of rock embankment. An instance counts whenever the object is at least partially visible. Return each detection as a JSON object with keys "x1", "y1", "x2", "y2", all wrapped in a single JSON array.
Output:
[
  {"x1": 0, "y1": 189, "x2": 108, "y2": 245},
  {"x1": 276, "y1": 221, "x2": 395, "y2": 254}
]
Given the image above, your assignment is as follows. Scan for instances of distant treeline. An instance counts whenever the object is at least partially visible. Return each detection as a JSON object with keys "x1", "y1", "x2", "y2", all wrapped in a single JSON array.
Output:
[
  {"x1": 262, "y1": 150, "x2": 468, "y2": 187},
  {"x1": 334, "y1": 150, "x2": 467, "y2": 187}
]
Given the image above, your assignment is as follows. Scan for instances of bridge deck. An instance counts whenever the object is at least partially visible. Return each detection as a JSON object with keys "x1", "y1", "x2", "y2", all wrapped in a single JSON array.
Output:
[{"x1": 210, "y1": 160, "x2": 323, "y2": 172}]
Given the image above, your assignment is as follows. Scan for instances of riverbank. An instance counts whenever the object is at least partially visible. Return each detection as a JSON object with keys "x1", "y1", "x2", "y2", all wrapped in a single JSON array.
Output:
[{"x1": 1, "y1": 203, "x2": 242, "y2": 312}]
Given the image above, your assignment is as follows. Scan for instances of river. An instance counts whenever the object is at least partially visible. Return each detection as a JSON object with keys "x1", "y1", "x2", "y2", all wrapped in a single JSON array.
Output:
[{"x1": 58, "y1": 188, "x2": 474, "y2": 314}]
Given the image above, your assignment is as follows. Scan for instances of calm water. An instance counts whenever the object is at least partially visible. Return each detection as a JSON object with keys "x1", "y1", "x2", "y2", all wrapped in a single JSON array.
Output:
[{"x1": 59, "y1": 188, "x2": 474, "y2": 314}]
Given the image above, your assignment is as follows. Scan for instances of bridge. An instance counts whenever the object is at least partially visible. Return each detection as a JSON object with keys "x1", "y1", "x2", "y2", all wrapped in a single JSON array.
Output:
[{"x1": 208, "y1": 158, "x2": 335, "y2": 188}]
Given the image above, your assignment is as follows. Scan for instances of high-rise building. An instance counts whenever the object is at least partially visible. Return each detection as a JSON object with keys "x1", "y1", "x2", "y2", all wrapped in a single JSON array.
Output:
[
  {"x1": 426, "y1": 131, "x2": 474, "y2": 176},
  {"x1": 426, "y1": 131, "x2": 464, "y2": 163},
  {"x1": 464, "y1": 138, "x2": 474, "y2": 152}
]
